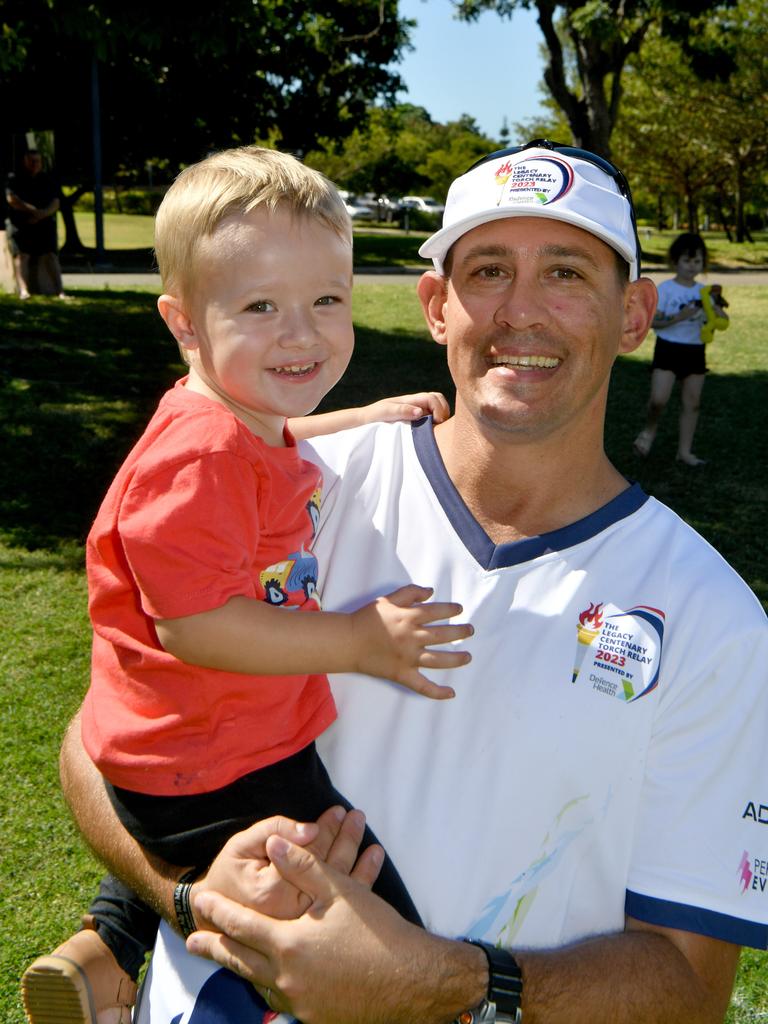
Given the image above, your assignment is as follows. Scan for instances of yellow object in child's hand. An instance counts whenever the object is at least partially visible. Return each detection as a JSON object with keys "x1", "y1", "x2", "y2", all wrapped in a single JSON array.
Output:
[{"x1": 700, "y1": 285, "x2": 730, "y2": 344}]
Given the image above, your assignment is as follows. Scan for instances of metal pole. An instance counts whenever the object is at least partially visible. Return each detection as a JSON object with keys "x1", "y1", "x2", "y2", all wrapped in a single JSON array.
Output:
[{"x1": 91, "y1": 54, "x2": 106, "y2": 264}]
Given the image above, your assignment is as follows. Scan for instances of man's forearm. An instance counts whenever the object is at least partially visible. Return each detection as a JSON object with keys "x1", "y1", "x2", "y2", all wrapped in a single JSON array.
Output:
[
  {"x1": 428, "y1": 929, "x2": 731, "y2": 1024},
  {"x1": 189, "y1": 837, "x2": 740, "y2": 1024},
  {"x1": 59, "y1": 712, "x2": 185, "y2": 923},
  {"x1": 515, "y1": 923, "x2": 739, "y2": 1024}
]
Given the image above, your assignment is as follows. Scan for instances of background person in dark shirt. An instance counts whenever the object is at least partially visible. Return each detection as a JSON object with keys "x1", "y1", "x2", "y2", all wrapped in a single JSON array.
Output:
[{"x1": 6, "y1": 149, "x2": 66, "y2": 298}]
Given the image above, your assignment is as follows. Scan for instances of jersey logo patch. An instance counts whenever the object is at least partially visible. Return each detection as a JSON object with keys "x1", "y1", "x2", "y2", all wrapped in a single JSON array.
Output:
[
  {"x1": 570, "y1": 603, "x2": 665, "y2": 702},
  {"x1": 739, "y1": 850, "x2": 768, "y2": 897}
]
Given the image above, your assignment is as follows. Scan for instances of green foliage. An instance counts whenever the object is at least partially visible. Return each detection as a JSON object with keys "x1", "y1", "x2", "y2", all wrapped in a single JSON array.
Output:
[
  {"x1": 74, "y1": 188, "x2": 164, "y2": 216},
  {"x1": 2, "y1": 0, "x2": 411, "y2": 181},
  {"x1": 306, "y1": 103, "x2": 499, "y2": 200},
  {"x1": 454, "y1": 0, "x2": 742, "y2": 157},
  {"x1": 568, "y1": 0, "x2": 622, "y2": 42},
  {"x1": 0, "y1": 16, "x2": 27, "y2": 73},
  {"x1": 613, "y1": 0, "x2": 768, "y2": 238}
]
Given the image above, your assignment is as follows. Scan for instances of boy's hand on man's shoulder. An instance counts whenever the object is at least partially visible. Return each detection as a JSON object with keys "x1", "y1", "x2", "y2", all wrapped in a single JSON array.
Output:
[{"x1": 363, "y1": 392, "x2": 451, "y2": 425}]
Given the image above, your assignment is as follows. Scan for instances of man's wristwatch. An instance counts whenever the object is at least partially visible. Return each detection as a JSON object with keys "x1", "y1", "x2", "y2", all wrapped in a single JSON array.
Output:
[{"x1": 456, "y1": 938, "x2": 523, "y2": 1023}]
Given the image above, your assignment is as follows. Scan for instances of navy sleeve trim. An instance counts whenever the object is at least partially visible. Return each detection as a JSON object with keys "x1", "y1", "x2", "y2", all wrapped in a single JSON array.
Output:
[{"x1": 625, "y1": 890, "x2": 768, "y2": 949}]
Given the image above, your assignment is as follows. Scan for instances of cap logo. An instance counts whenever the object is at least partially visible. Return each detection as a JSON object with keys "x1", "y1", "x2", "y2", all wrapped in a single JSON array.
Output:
[{"x1": 493, "y1": 156, "x2": 574, "y2": 208}]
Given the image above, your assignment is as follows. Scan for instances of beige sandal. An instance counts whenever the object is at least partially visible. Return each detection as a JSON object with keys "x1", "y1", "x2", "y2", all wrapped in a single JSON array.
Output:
[{"x1": 21, "y1": 925, "x2": 137, "y2": 1024}]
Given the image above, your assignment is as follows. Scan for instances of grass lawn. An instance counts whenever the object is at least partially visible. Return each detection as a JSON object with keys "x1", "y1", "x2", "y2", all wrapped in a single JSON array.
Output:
[
  {"x1": 64, "y1": 211, "x2": 768, "y2": 272},
  {"x1": 637, "y1": 228, "x2": 768, "y2": 270},
  {"x1": 66, "y1": 212, "x2": 156, "y2": 252},
  {"x1": 1, "y1": 282, "x2": 766, "y2": 1022},
  {"x1": 65, "y1": 212, "x2": 434, "y2": 269}
]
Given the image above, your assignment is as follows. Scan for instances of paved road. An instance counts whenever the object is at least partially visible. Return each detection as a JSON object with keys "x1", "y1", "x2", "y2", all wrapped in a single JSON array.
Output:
[{"x1": 62, "y1": 267, "x2": 768, "y2": 291}]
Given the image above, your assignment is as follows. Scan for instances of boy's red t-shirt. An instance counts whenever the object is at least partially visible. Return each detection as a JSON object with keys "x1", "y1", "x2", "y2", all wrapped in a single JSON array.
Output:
[{"x1": 81, "y1": 381, "x2": 336, "y2": 796}]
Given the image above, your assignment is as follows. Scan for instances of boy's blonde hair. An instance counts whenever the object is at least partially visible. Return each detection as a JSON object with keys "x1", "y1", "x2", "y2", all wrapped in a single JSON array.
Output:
[{"x1": 154, "y1": 146, "x2": 352, "y2": 302}]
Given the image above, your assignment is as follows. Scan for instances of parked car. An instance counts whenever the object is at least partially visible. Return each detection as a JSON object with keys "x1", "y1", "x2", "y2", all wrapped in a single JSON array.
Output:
[
  {"x1": 337, "y1": 190, "x2": 377, "y2": 222},
  {"x1": 399, "y1": 195, "x2": 445, "y2": 216},
  {"x1": 375, "y1": 195, "x2": 402, "y2": 223}
]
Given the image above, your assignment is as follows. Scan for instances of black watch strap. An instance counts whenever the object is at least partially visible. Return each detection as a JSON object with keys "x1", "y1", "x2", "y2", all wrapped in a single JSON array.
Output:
[{"x1": 463, "y1": 938, "x2": 523, "y2": 1021}]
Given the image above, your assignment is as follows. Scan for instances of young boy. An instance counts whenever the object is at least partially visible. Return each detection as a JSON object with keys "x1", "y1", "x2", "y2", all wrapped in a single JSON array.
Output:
[{"x1": 22, "y1": 146, "x2": 472, "y2": 1024}]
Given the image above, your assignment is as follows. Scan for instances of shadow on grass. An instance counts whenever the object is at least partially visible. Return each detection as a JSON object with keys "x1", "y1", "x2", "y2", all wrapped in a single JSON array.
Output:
[
  {"x1": 1, "y1": 290, "x2": 764, "y2": 604},
  {"x1": 607, "y1": 354, "x2": 768, "y2": 606},
  {"x1": 0, "y1": 291, "x2": 455, "y2": 552},
  {"x1": 1, "y1": 291, "x2": 181, "y2": 549}
]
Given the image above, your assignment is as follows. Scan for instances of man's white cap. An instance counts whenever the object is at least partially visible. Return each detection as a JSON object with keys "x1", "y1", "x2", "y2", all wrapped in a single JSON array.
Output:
[{"x1": 419, "y1": 142, "x2": 640, "y2": 281}]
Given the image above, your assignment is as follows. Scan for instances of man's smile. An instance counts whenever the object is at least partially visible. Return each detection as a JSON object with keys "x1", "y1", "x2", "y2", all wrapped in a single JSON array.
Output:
[{"x1": 487, "y1": 354, "x2": 561, "y2": 369}]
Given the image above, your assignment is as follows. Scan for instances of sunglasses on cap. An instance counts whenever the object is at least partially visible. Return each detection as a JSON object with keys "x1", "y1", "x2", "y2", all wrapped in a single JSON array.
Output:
[{"x1": 466, "y1": 138, "x2": 642, "y2": 271}]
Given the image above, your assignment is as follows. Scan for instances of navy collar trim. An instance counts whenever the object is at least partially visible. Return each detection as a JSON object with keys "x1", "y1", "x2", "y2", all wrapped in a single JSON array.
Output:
[{"x1": 411, "y1": 418, "x2": 649, "y2": 570}]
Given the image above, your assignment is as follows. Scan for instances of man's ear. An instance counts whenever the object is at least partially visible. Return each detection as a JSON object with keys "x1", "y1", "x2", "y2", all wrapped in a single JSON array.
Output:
[
  {"x1": 416, "y1": 271, "x2": 449, "y2": 347},
  {"x1": 157, "y1": 294, "x2": 198, "y2": 352},
  {"x1": 620, "y1": 278, "x2": 657, "y2": 355}
]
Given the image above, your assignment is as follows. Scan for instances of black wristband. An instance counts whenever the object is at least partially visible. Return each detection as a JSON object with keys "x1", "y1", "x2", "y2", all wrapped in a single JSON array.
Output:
[
  {"x1": 462, "y1": 938, "x2": 523, "y2": 1022},
  {"x1": 173, "y1": 868, "x2": 201, "y2": 939}
]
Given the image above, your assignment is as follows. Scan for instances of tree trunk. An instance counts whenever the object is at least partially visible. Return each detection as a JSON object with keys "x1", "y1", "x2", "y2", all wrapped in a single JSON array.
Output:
[
  {"x1": 714, "y1": 195, "x2": 733, "y2": 242},
  {"x1": 686, "y1": 188, "x2": 698, "y2": 233},
  {"x1": 533, "y1": 2, "x2": 652, "y2": 159},
  {"x1": 734, "y1": 166, "x2": 752, "y2": 243},
  {"x1": 59, "y1": 186, "x2": 89, "y2": 253},
  {"x1": 656, "y1": 194, "x2": 666, "y2": 232},
  {"x1": 572, "y1": 31, "x2": 614, "y2": 157}
]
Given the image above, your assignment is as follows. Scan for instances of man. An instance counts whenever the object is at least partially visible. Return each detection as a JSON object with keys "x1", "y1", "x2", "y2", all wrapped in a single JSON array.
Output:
[
  {"x1": 5, "y1": 149, "x2": 66, "y2": 299},
  {"x1": 59, "y1": 141, "x2": 767, "y2": 1024}
]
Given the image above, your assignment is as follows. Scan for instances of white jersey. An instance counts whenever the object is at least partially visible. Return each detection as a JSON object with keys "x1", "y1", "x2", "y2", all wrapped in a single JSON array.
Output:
[{"x1": 137, "y1": 419, "x2": 768, "y2": 1023}]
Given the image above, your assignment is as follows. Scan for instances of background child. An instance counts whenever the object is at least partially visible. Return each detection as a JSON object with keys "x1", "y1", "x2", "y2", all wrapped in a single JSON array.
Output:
[
  {"x1": 633, "y1": 232, "x2": 728, "y2": 466},
  {"x1": 22, "y1": 146, "x2": 472, "y2": 1024}
]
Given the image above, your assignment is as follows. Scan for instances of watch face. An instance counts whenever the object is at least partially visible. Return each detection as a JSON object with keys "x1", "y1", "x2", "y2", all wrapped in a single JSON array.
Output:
[
  {"x1": 456, "y1": 1000, "x2": 495, "y2": 1024},
  {"x1": 454, "y1": 1002, "x2": 521, "y2": 1024}
]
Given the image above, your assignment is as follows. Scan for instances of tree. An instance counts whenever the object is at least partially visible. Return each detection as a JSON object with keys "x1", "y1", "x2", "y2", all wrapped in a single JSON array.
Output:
[
  {"x1": 613, "y1": 0, "x2": 768, "y2": 239},
  {"x1": 305, "y1": 104, "x2": 498, "y2": 200},
  {"x1": 306, "y1": 106, "x2": 435, "y2": 198},
  {"x1": 1, "y1": 0, "x2": 411, "y2": 247},
  {"x1": 453, "y1": 0, "x2": 738, "y2": 158}
]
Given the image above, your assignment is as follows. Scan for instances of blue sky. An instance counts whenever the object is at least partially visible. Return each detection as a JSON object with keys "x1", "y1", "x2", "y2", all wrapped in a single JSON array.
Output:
[{"x1": 394, "y1": 0, "x2": 548, "y2": 142}]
